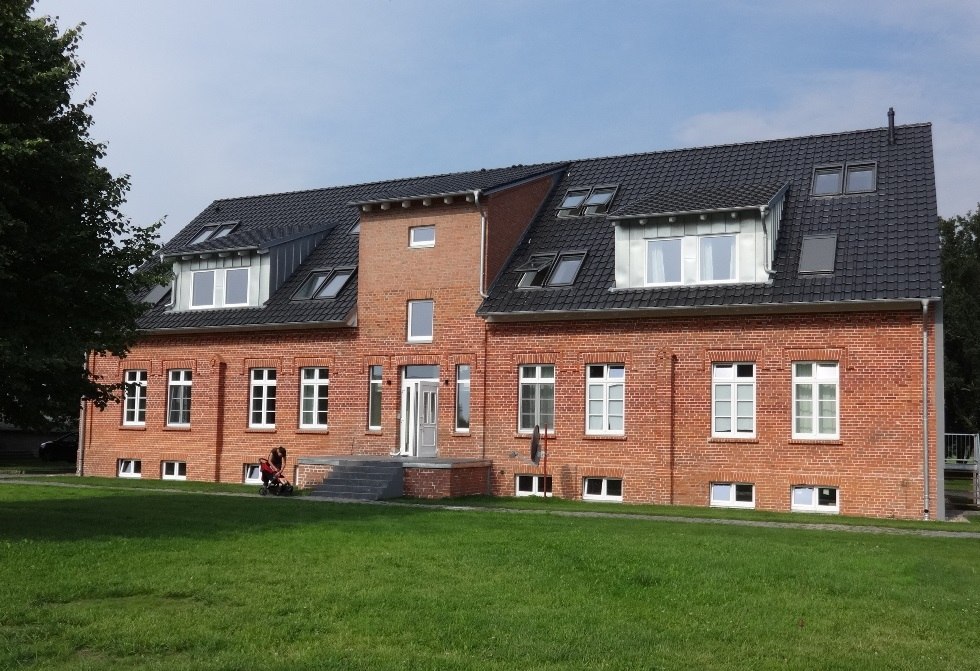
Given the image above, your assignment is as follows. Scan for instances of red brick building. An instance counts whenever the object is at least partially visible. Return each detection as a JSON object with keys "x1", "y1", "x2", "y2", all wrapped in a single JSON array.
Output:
[{"x1": 81, "y1": 119, "x2": 945, "y2": 519}]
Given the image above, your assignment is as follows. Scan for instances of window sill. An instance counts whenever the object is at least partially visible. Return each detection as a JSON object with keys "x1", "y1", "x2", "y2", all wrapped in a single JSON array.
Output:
[
  {"x1": 452, "y1": 431, "x2": 472, "y2": 437},
  {"x1": 583, "y1": 434, "x2": 627, "y2": 441},
  {"x1": 365, "y1": 429, "x2": 383, "y2": 435},
  {"x1": 515, "y1": 432, "x2": 557, "y2": 440},
  {"x1": 119, "y1": 425, "x2": 147, "y2": 431},
  {"x1": 246, "y1": 428, "x2": 277, "y2": 433},
  {"x1": 297, "y1": 428, "x2": 329, "y2": 434},
  {"x1": 789, "y1": 438, "x2": 842, "y2": 446},
  {"x1": 709, "y1": 437, "x2": 759, "y2": 444},
  {"x1": 163, "y1": 426, "x2": 191, "y2": 432}
]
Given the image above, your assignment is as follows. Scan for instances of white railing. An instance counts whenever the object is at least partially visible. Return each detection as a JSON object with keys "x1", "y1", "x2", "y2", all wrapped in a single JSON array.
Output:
[{"x1": 945, "y1": 433, "x2": 978, "y2": 464}]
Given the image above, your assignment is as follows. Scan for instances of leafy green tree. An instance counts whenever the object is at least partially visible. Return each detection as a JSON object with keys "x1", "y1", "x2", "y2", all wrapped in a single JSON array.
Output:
[
  {"x1": 940, "y1": 207, "x2": 980, "y2": 433},
  {"x1": 0, "y1": 1, "x2": 163, "y2": 429}
]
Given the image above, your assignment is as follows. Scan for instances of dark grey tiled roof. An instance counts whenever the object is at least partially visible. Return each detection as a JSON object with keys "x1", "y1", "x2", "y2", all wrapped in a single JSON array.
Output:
[
  {"x1": 479, "y1": 123, "x2": 941, "y2": 316},
  {"x1": 610, "y1": 181, "x2": 787, "y2": 218},
  {"x1": 137, "y1": 163, "x2": 562, "y2": 330}
]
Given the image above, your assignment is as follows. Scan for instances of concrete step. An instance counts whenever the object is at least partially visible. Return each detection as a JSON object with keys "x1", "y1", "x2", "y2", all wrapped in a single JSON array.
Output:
[{"x1": 310, "y1": 461, "x2": 404, "y2": 500}]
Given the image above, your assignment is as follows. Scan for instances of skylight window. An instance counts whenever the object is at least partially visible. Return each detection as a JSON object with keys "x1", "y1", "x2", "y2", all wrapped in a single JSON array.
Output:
[
  {"x1": 799, "y1": 234, "x2": 838, "y2": 274},
  {"x1": 516, "y1": 255, "x2": 556, "y2": 288},
  {"x1": 293, "y1": 269, "x2": 354, "y2": 300},
  {"x1": 558, "y1": 186, "x2": 618, "y2": 217},
  {"x1": 188, "y1": 222, "x2": 238, "y2": 245},
  {"x1": 812, "y1": 163, "x2": 877, "y2": 196},
  {"x1": 515, "y1": 252, "x2": 586, "y2": 288},
  {"x1": 547, "y1": 253, "x2": 585, "y2": 286}
]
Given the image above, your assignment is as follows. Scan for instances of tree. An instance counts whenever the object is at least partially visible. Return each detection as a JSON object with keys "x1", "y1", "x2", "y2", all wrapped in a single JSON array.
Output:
[
  {"x1": 0, "y1": 1, "x2": 163, "y2": 429},
  {"x1": 939, "y1": 206, "x2": 980, "y2": 433}
]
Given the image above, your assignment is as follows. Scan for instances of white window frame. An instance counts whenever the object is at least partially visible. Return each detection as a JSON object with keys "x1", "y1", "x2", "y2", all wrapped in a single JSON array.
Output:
[
  {"x1": 585, "y1": 364, "x2": 625, "y2": 435},
  {"x1": 698, "y1": 234, "x2": 737, "y2": 283},
  {"x1": 166, "y1": 369, "x2": 192, "y2": 427},
  {"x1": 249, "y1": 368, "x2": 277, "y2": 428},
  {"x1": 409, "y1": 225, "x2": 436, "y2": 248},
  {"x1": 123, "y1": 369, "x2": 147, "y2": 426},
  {"x1": 791, "y1": 485, "x2": 840, "y2": 513},
  {"x1": 712, "y1": 363, "x2": 755, "y2": 438},
  {"x1": 162, "y1": 461, "x2": 187, "y2": 481},
  {"x1": 244, "y1": 463, "x2": 263, "y2": 484},
  {"x1": 455, "y1": 364, "x2": 471, "y2": 432},
  {"x1": 190, "y1": 269, "x2": 216, "y2": 308},
  {"x1": 367, "y1": 365, "x2": 383, "y2": 430},
  {"x1": 582, "y1": 477, "x2": 623, "y2": 502},
  {"x1": 515, "y1": 474, "x2": 553, "y2": 497},
  {"x1": 645, "y1": 238, "x2": 683, "y2": 286},
  {"x1": 407, "y1": 299, "x2": 434, "y2": 343},
  {"x1": 299, "y1": 367, "x2": 329, "y2": 429},
  {"x1": 224, "y1": 267, "x2": 250, "y2": 307},
  {"x1": 792, "y1": 362, "x2": 839, "y2": 439},
  {"x1": 518, "y1": 365, "x2": 555, "y2": 434},
  {"x1": 710, "y1": 482, "x2": 755, "y2": 509},
  {"x1": 118, "y1": 459, "x2": 142, "y2": 478}
]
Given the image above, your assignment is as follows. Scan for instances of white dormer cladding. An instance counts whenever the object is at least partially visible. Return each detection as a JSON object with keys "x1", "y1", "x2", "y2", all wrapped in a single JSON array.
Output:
[
  {"x1": 612, "y1": 185, "x2": 786, "y2": 289},
  {"x1": 171, "y1": 252, "x2": 270, "y2": 310}
]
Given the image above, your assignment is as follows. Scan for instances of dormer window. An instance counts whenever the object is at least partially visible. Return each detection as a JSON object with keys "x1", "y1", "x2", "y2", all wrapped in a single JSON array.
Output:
[
  {"x1": 191, "y1": 267, "x2": 251, "y2": 308},
  {"x1": 811, "y1": 163, "x2": 876, "y2": 196},
  {"x1": 558, "y1": 186, "x2": 619, "y2": 217},
  {"x1": 293, "y1": 269, "x2": 354, "y2": 300},
  {"x1": 188, "y1": 222, "x2": 238, "y2": 245}
]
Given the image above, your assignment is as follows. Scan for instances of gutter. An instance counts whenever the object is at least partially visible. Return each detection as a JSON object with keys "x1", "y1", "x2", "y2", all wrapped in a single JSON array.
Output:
[
  {"x1": 475, "y1": 190, "x2": 488, "y2": 298},
  {"x1": 922, "y1": 298, "x2": 930, "y2": 520}
]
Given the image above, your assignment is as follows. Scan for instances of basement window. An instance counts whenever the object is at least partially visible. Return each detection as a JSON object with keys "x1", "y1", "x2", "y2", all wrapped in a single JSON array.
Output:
[
  {"x1": 515, "y1": 475, "x2": 553, "y2": 497},
  {"x1": 188, "y1": 222, "x2": 238, "y2": 245},
  {"x1": 582, "y1": 477, "x2": 623, "y2": 502},
  {"x1": 244, "y1": 463, "x2": 262, "y2": 484},
  {"x1": 710, "y1": 482, "x2": 755, "y2": 509},
  {"x1": 118, "y1": 459, "x2": 142, "y2": 479},
  {"x1": 791, "y1": 485, "x2": 839, "y2": 513},
  {"x1": 162, "y1": 461, "x2": 187, "y2": 481}
]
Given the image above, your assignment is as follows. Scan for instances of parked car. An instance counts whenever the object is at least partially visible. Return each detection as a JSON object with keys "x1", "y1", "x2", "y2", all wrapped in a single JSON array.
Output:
[{"x1": 38, "y1": 433, "x2": 78, "y2": 462}]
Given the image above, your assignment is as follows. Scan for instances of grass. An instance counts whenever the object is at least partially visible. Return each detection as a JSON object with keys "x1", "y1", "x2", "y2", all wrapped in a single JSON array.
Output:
[{"x1": 2, "y1": 482, "x2": 980, "y2": 670}]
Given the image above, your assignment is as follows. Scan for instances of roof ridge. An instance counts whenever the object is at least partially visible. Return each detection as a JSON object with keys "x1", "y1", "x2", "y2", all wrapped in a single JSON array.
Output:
[
  {"x1": 207, "y1": 161, "x2": 565, "y2": 206},
  {"x1": 555, "y1": 122, "x2": 933, "y2": 168}
]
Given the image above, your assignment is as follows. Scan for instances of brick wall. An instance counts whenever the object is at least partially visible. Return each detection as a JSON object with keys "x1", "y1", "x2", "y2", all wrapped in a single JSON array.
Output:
[{"x1": 482, "y1": 308, "x2": 939, "y2": 519}]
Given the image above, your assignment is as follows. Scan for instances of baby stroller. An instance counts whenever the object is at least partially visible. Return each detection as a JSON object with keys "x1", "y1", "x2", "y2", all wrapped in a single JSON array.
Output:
[{"x1": 258, "y1": 457, "x2": 294, "y2": 496}]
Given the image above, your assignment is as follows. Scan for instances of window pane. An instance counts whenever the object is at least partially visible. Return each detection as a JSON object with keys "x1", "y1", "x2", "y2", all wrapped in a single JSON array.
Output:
[
  {"x1": 818, "y1": 488, "x2": 837, "y2": 506},
  {"x1": 517, "y1": 475, "x2": 533, "y2": 492},
  {"x1": 647, "y1": 239, "x2": 682, "y2": 283},
  {"x1": 700, "y1": 236, "x2": 735, "y2": 282},
  {"x1": 711, "y1": 483, "x2": 731, "y2": 502},
  {"x1": 734, "y1": 484, "x2": 753, "y2": 502},
  {"x1": 793, "y1": 487, "x2": 814, "y2": 506},
  {"x1": 315, "y1": 270, "x2": 352, "y2": 298},
  {"x1": 606, "y1": 480, "x2": 623, "y2": 497},
  {"x1": 408, "y1": 300, "x2": 434, "y2": 340},
  {"x1": 295, "y1": 272, "x2": 328, "y2": 300},
  {"x1": 191, "y1": 271, "x2": 214, "y2": 307},
  {"x1": 548, "y1": 255, "x2": 583, "y2": 286},
  {"x1": 813, "y1": 168, "x2": 842, "y2": 195},
  {"x1": 845, "y1": 165, "x2": 875, "y2": 193},
  {"x1": 795, "y1": 362, "x2": 813, "y2": 378},
  {"x1": 539, "y1": 365, "x2": 555, "y2": 379},
  {"x1": 585, "y1": 478, "x2": 602, "y2": 495},
  {"x1": 225, "y1": 268, "x2": 249, "y2": 305},
  {"x1": 410, "y1": 226, "x2": 435, "y2": 246}
]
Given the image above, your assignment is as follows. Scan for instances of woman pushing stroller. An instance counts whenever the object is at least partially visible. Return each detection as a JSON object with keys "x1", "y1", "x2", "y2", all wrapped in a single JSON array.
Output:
[{"x1": 259, "y1": 446, "x2": 293, "y2": 495}]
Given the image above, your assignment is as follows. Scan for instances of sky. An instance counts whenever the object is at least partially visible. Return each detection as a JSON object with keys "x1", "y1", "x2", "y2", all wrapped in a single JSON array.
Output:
[{"x1": 32, "y1": 0, "x2": 980, "y2": 244}]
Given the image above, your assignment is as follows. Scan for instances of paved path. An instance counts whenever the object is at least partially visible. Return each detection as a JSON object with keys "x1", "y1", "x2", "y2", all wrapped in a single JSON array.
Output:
[{"x1": 4, "y1": 475, "x2": 980, "y2": 540}]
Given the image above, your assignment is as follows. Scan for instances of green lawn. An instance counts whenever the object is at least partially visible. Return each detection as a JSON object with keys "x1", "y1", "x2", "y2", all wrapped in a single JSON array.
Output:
[{"x1": 2, "y1": 483, "x2": 979, "y2": 670}]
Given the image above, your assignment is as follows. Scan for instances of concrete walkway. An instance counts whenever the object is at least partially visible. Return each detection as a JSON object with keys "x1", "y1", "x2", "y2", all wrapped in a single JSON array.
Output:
[{"x1": 3, "y1": 475, "x2": 980, "y2": 540}]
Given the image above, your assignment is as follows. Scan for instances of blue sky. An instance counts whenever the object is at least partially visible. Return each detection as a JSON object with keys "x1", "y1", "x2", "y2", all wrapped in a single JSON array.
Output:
[{"x1": 34, "y1": 0, "x2": 980, "y2": 243}]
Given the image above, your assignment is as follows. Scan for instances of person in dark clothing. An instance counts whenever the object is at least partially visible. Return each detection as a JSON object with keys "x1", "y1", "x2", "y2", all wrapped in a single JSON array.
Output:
[{"x1": 261, "y1": 446, "x2": 287, "y2": 486}]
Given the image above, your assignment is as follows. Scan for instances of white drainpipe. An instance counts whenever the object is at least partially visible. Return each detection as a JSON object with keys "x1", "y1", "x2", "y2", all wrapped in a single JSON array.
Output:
[
  {"x1": 922, "y1": 299, "x2": 930, "y2": 520},
  {"x1": 474, "y1": 190, "x2": 488, "y2": 298}
]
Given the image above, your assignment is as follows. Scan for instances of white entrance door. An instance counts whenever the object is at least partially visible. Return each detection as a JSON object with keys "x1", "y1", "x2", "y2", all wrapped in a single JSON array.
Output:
[{"x1": 399, "y1": 367, "x2": 439, "y2": 457}]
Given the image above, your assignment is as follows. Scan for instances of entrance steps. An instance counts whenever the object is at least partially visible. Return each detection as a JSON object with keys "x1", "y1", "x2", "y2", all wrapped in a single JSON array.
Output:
[{"x1": 309, "y1": 460, "x2": 404, "y2": 501}]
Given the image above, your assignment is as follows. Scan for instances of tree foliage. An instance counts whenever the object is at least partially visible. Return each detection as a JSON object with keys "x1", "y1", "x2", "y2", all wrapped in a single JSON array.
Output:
[
  {"x1": 0, "y1": 1, "x2": 163, "y2": 429},
  {"x1": 939, "y1": 206, "x2": 980, "y2": 433}
]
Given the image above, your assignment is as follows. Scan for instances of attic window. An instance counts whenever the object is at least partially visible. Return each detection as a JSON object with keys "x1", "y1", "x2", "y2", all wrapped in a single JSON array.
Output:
[
  {"x1": 799, "y1": 234, "x2": 837, "y2": 274},
  {"x1": 812, "y1": 163, "x2": 877, "y2": 196},
  {"x1": 558, "y1": 186, "x2": 618, "y2": 217},
  {"x1": 293, "y1": 269, "x2": 354, "y2": 300},
  {"x1": 188, "y1": 222, "x2": 238, "y2": 245},
  {"x1": 516, "y1": 255, "x2": 556, "y2": 288},
  {"x1": 547, "y1": 253, "x2": 585, "y2": 286}
]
